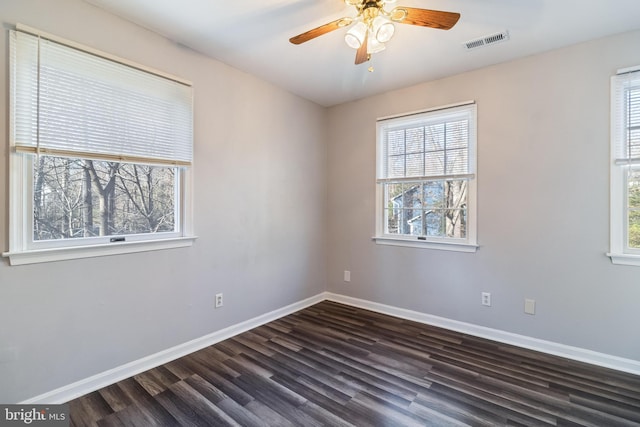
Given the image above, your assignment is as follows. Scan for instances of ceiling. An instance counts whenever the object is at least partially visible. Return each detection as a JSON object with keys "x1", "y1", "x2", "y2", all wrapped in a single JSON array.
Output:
[{"x1": 84, "y1": 0, "x2": 640, "y2": 107}]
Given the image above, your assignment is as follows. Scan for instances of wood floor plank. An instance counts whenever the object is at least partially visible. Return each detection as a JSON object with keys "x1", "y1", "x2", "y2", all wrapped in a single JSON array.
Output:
[
  {"x1": 97, "y1": 384, "x2": 133, "y2": 413},
  {"x1": 179, "y1": 357, "x2": 255, "y2": 406},
  {"x1": 69, "y1": 390, "x2": 113, "y2": 426},
  {"x1": 68, "y1": 301, "x2": 640, "y2": 426},
  {"x1": 243, "y1": 399, "x2": 296, "y2": 427},
  {"x1": 167, "y1": 379, "x2": 241, "y2": 427}
]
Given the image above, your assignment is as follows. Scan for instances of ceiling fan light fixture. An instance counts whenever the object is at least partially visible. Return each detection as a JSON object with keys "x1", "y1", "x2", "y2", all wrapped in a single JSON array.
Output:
[
  {"x1": 290, "y1": 4, "x2": 461, "y2": 66},
  {"x1": 372, "y1": 16, "x2": 395, "y2": 43},
  {"x1": 367, "y1": 37, "x2": 386, "y2": 54},
  {"x1": 345, "y1": 21, "x2": 367, "y2": 49}
]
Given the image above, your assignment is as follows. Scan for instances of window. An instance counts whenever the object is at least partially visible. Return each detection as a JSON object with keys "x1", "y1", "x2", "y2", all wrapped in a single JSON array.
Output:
[
  {"x1": 609, "y1": 66, "x2": 640, "y2": 266},
  {"x1": 375, "y1": 102, "x2": 477, "y2": 251},
  {"x1": 3, "y1": 25, "x2": 194, "y2": 265}
]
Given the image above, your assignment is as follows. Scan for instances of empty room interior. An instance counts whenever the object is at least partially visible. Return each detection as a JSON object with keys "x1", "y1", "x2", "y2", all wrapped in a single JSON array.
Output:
[{"x1": 1, "y1": 0, "x2": 640, "y2": 425}]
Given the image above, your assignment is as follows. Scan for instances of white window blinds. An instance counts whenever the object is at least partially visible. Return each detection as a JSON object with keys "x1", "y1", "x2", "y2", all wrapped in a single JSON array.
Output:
[
  {"x1": 377, "y1": 103, "x2": 476, "y2": 182},
  {"x1": 612, "y1": 69, "x2": 640, "y2": 165},
  {"x1": 10, "y1": 28, "x2": 193, "y2": 166}
]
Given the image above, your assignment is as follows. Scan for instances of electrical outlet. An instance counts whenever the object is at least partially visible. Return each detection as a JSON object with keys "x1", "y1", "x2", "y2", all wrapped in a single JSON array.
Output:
[
  {"x1": 215, "y1": 293, "x2": 223, "y2": 308},
  {"x1": 481, "y1": 292, "x2": 491, "y2": 306},
  {"x1": 344, "y1": 270, "x2": 351, "y2": 282}
]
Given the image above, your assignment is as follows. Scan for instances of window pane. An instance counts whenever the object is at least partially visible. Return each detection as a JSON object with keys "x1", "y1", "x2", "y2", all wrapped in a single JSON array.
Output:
[
  {"x1": 385, "y1": 209, "x2": 401, "y2": 234},
  {"x1": 425, "y1": 151, "x2": 445, "y2": 176},
  {"x1": 628, "y1": 169, "x2": 640, "y2": 249},
  {"x1": 630, "y1": 128, "x2": 640, "y2": 158},
  {"x1": 628, "y1": 170, "x2": 640, "y2": 209},
  {"x1": 627, "y1": 87, "x2": 640, "y2": 158},
  {"x1": 406, "y1": 153, "x2": 424, "y2": 177},
  {"x1": 33, "y1": 156, "x2": 177, "y2": 241},
  {"x1": 401, "y1": 209, "x2": 419, "y2": 235},
  {"x1": 445, "y1": 148, "x2": 468, "y2": 175},
  {"x1": 424, "y1": 181, "x2": 444, "y2": 208},
  {"x1": 425, "y1": 123, "x2": 445, "y2": 152},
  {"x1": 426, "y1": 210, "x2": 443, "y2": 237},
  {"x1": 383, "y1": 180, "x2": 468, "y2": 239},
  {"x1": 385, "y1": 183, "x2": 404, "y2": 209},
  {"x1": 387, "y1": 129, "x2": 405, "y2": 155},
  {"x1": 388, "y1": 155, "x2": 405, "y2": 178},
  {"x1": 629, "y1": 210, "x2": 640, "y2": 249},
  {"x1": 405, "y1": 127, "x2": 424, "y2": 153},
  {"x1": 446, "y1": 120, "x2": 469, "y2": 149},
  {"x1": 407, "y1": 210, "x2": 423, "y2": 236},
  {"x1": 445, "y1": 209, "x2": 467, "y2": 238},
  {"x1": 444, "y1": 180, "x2": 468, "y2": 209},
  {"x1": 402, "y1": 184, "x2": 422, "y2": 209},
  {"x1": 629, "y1": 88, "x2": 640, "y2": 127}
]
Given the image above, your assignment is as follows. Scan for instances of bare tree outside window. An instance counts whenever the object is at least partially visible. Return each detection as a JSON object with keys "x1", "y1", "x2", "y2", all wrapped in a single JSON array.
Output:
[
  {"x1": 385, "y1": 180, "x2": 467, "y2": 238},
  {"x1": 33, "y1": 156, "x2": 177, "y2": 241}
]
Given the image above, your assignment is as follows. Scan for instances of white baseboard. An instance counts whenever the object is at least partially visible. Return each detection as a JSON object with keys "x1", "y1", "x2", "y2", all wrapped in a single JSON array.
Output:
[
  {"x1": 21, "y1": 293, "x2": 326, "y2": 404},
  {"x1": 326, "y1": 293, "x2": 640, "y2": 377},
  {"x1": 23, "y1": 291, "x2": 640, "y2": 404}
]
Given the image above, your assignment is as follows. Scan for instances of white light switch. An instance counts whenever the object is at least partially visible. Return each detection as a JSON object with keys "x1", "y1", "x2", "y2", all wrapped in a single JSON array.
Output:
[{"x1": 525, "y1": 299, "x2": 536, "y2": 315}]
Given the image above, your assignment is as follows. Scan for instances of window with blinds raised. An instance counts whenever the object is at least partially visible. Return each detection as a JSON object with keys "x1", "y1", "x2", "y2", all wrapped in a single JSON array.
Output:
[
  {"x1": 375, "y1": 102, "x2": 477, "y2": 251},
  {"x1": 4, "y1": 26, "x2": 194, "y2": 265},
  {"x1": 609, "y1": 67, "x2": 640, "y2": 266}
]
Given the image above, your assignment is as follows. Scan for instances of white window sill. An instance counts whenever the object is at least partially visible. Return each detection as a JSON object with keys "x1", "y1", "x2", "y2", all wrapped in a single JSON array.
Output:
[
  {"x1": 607, "y1": 252, "x2": 640, "y2": 267},
  {"x1": 2, "y1": 236, "x2": 197, "y2": 266},
  {"x1": 373, "y1": 236, "x2": 478, "y2": 252}
]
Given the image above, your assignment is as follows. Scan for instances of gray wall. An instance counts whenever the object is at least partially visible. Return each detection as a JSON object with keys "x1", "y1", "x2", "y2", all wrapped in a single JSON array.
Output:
[
  {"x1": 326, "y1": 30, "x2": 640, "y2": 361},
  {"x1": 0, "y1": 0, "x2": 327, "y2": 403},
  {"x1": 2, "y1": 0, "x2": 640, "y2": 406}
]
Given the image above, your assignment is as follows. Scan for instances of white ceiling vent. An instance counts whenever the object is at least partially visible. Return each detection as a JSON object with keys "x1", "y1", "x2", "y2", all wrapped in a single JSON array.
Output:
[{"x1": 463, "y1": 30, "x2": 510, "y2": 50}]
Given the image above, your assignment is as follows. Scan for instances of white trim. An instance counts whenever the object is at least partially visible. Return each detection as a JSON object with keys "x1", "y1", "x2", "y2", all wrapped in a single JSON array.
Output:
[
  {"x1": 607, "y1": 252, "x2": 640, "y2": 266},
  {"x1": 20, "y1": 292, "x2": 640, "y2": 404},
  {"x1": 377, "y1": 100, "x2": 475, "y2": 122},
  {"x1": 372, "y1": 236, "x2": 479, "y2": 252},
  {"x1": 375, "y1": 103, "x2": 478, "y2": 249},
  {"x1": 2, "y1": 236, "x2": 197, "y2": 266},
  {"x1": 325, "y1": 293, "x2": 640, "y2": 377},
  {"x1": 609, "y1": 69, "x2": 640, "y2": 263},
  {"x1": 21, "y1": 293, "x2": 326, "y2": 404}
]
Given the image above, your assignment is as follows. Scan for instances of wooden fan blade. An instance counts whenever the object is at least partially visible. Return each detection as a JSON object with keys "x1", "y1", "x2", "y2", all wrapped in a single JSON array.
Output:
[
  {"x1": 355, "y1": 31, "x2": 369, "y2": 65},
  {"x1": 392, "y1": 7, "x2": 460, "y2": 30},
  {"x1": 289, "y1": 18, "x2": 353, "y2": 45}
]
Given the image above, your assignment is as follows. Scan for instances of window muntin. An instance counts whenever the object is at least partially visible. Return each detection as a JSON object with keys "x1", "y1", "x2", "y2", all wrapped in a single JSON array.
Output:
[
  {"x1": 6, "y1": 26, "x2": 193, "y2": 262},
  {"x1": 376, "y1": 103, "x2": 477, "y2": 249}
]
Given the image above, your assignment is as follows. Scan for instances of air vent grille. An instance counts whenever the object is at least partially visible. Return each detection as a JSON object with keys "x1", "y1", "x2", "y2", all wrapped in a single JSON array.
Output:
[{"x1": 463, "y1": 30, "x2": 510, "y2": 50}]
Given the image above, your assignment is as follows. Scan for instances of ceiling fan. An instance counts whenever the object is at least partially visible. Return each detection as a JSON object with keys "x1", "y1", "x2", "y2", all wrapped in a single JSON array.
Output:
[{"x1": 289, "y1": 0, "x2": 460, "y2": 65}]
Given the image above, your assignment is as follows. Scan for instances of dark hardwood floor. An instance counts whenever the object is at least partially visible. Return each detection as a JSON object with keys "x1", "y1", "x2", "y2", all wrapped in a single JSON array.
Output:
[{"x1": 69, "y1": 301, "x2": 640, "y2": 426}]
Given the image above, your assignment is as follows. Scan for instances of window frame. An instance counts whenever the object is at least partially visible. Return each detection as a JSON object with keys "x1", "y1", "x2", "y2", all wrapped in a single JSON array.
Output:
[
  {"x1": 608, "y1": 66, "x2": 640, "y2": 266},
  {"x1": 3, "y1": 25, "x2": 195, "y2": 266},
  {"x1": 373, "y1": 101, "x2": 478, "y2": 252}
]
